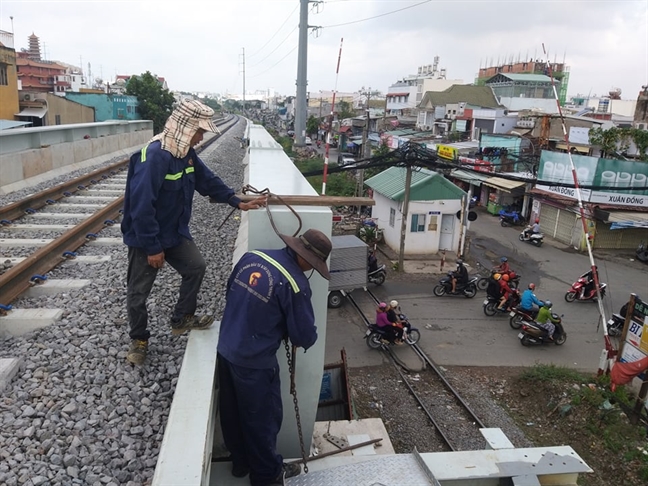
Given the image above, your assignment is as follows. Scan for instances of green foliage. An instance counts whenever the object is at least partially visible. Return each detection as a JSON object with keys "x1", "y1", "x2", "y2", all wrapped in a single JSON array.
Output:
[
  {"x1": 125, "y1": 71, "x2": 176, "y2": 134},
  {"x1": 222, "y1": 99, "x2": 242, "y2": 112},
  {"x1": 447, "y1": 131, "x2": 463, "y2": 142},
  {"x1": 306, "y1": 115, "x2": 320, "y2": 137},
  {"x1": 292, "y1": 158, "x2": 356, "y2": 196},
  {"x1": 336, "y1": 100, "x2": 355, "y2": 120},
  {"x1": 589, "y1": 127, "x2": 648, "y2": 161},
  {"x1": 519, "y1": 364, "x2": 587, "y2": 383},
  {"x1": 199, "y1": 97, "x2": 221, "y2": 112}
]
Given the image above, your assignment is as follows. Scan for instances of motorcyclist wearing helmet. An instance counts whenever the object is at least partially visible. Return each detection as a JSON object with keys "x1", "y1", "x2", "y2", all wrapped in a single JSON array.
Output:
[
  {"x1": 579, "y1": 266, "x2": 599, "y2": 299},
  {"x1": 386, "y1": 300, "x2": 404, "y2": 343},
  {"x1": 487, "y1": 273, "x2": 503, "y2": 301},
  {"x1": 451, "y1": 259, "x2": 469, "y2": 294},
  {"x1": 497, "y1": 273, "x2": 513, "y2": 310},
  {"x1": 523, "y1": 218, "x2": 541, "y2": 239},
  {"x1": 536, "y1": 300, "x2": 560, "y2": 340},
  {"x1": 520, "y1": 283, "x2": 544, "y2": 315},
  {"x1": 497, "y1": 257, "x2": 510, "y2": 275}
]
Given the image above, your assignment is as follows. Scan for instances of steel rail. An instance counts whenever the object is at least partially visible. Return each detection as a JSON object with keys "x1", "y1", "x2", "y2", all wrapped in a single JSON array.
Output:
[
  {"x1": 0, "y1": 197, "x2": 123, "y2": 307},
  {"x1": 0, "y1": 115, "x2": 238, "y2": 309},
  {"x1": 364, "y1": 288, "x2": 486, "y2": 429}
]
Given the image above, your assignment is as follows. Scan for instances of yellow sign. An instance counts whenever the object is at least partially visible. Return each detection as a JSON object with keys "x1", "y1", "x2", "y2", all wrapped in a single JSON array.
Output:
[{"x1": 437, "y1": 145, "x2": 457, "y2": 160}]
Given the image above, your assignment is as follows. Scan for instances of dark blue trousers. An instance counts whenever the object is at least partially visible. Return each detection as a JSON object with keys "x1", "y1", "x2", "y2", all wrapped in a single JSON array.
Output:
[
  {"x1": 218, "y1": 354, "x2": 283, "y2": 485},
  {"x1": 126, "y1": 237, "x2": 206, "y2": 341}
]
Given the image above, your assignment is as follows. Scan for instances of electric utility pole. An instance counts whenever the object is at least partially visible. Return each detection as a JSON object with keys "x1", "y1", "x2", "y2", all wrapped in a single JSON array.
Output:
[
  {"x1": 240, "y1": 48, "x2": 246, "y2": 114},
  {"x1": 357, "y1": 87, "x2": 381, "y2": 204},
  {"x1": 294, "y1": 0, "x2": 311, "y2": 147}
]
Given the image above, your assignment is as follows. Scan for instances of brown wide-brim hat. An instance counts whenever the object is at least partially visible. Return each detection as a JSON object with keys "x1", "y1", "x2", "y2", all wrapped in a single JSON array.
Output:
[{"x1": 280, "y1": 228, "x2": 332, "y2": 280}]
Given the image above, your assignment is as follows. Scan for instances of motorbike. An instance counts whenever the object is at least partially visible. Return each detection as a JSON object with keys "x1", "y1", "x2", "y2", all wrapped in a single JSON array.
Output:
[
  {"x1": 509, "y1": 305, "x2": 540, "y2": 329},
  {"x1": 433, "y1": 273, "x2": 479, "y2": 298},
  {"x1": 519, "y1": 229, "x2": 544, "y2": 247},
  {"x1": 367, "y1": 252, "x2": 386, "y2": 285},
  {"x1": 483, "y1": 290, "x2": 521, "y2": 317},
  {"x1": 606, "y1": 313, "x2": 625, "y2": 337},
  {"x1": 564, "y1": 278, "x2": 607, "y2": 302},
  {"x1": 365, "y1": 313, "x2": 421, "y2": 349},
  {"x1": 499, "y1": 209, "x2": 525, "y2": 227},
  {"x1": 636, "y1": 242, "x2": 648, "y2": 263},
  {"x1": 518, "y1": 314, "x2": 567, "y2": 346},
  {"x1": 477, "y1": 269, "x2": 521, "y2": 291}
]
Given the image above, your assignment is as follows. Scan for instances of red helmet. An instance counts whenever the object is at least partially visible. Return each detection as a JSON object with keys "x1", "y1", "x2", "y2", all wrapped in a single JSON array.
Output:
[
  {"x1": 502, "y1": 274, "x2": 510, "y2": 281},
  {"x1": 528, "y1": 283, "x2": 536, "y2": 290},
  {"x1": 535, "y1": 219, "x2": 540, "y2": 223}
]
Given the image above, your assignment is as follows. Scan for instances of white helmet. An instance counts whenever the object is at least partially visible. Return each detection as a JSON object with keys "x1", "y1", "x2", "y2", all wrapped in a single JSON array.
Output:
[{"x1": 390, "y1": 300, "x2": 399, "y2": 308}]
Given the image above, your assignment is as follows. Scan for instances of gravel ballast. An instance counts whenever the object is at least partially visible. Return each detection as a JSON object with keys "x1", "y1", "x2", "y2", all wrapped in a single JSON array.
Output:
[{"x1": 0, "y1": 123, "x2": 248, "y2": 486}]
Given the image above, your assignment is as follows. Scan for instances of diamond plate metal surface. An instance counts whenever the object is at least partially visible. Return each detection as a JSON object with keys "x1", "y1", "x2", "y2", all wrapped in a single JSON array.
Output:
[{"x1": 286, "y1": 455, "x2": 433, "y2": 486}]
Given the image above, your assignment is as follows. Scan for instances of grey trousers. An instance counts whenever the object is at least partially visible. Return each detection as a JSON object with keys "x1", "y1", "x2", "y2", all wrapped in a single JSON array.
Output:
[{"x1": 127, "y1": 237, "x2": 207, "y2": 341}]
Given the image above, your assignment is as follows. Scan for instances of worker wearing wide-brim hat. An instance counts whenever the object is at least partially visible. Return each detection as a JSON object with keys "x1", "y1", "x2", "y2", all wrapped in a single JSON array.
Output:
[{"x1": 217, "y1": 228, "x2": 332, "y2": 485}]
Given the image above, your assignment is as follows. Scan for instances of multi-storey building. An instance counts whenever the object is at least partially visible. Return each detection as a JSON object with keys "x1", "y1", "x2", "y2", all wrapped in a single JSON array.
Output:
[
  {"x1": 475, "y1": 57, "x2": 570, "y2": 105},
  {"x1": 15, "y1": 34, "x2": 68, "y2": 93},
  {"x1": 386, "y1": 58, "x2": 463, "y2": 119},
  {"x1": 0, "y1": 30, "x2": 20, "y2": 125}
]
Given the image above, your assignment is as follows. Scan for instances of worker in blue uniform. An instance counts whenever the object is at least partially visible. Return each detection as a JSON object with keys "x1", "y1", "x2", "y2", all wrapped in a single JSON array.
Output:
[
  {"x1": 121, "y1": 99, "x2": 266, "y2": 365},
  {"x1": 217, "y1": 228, "x2": 332, "y2": 486}
]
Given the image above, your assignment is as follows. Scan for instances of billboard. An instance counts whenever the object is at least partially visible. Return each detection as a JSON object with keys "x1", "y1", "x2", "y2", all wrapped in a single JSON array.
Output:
[
  {"x1": 437, "y1": 145, "x2": 458, "y2": 160},
  {"x1": 536, "y1": 151, "x2": 648, "y2": 208}
]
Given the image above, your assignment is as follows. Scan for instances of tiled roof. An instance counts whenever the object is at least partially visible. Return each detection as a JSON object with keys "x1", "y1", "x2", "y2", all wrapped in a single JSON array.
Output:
[{"x1": 419, "y1": 85, "x2": 501, "y2": 109}]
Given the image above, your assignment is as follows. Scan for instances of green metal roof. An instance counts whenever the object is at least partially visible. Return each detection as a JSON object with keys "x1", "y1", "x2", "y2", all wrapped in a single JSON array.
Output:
[
  {"x1": 487, "y1": 73, "x2": 552, "y2": 83},
  {"x1": 365, "y1": 166, "x2": 465, "y2": 201},
  {"x1": 419, "y1": 85, "x2": 501, "y2": 109}
]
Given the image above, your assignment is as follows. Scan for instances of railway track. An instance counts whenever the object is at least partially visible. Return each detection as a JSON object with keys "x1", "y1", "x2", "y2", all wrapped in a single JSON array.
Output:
[
  {"x1": 0, "y1": 115, "x2": 239, "y2": 313},
  {"x1": 347, "y1": 288, "x2": 488, "y2": 451}
]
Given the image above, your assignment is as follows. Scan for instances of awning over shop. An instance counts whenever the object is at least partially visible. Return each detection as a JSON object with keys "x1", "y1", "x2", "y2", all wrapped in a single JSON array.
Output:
[
  {"x1": 450, "y1": 169, "x2": 491, "y2": 187},
  {"x1": 15, "y1": 107, "x2": 47, "y2": 118},
  {"x1": 606, "y1": 210, "x2": 648, "y2": 229},
  {"x1": 483, "y1": 177, "x2": 527, "y2": 193}
]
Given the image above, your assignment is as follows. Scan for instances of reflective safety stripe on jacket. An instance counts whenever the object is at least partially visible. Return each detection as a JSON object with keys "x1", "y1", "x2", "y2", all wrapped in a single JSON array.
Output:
[
  {"x1": 250, "y1": 250, "x2": 300, "y2": 293},
  {"x1": 140, "y1": 143, "x2": 195, "y2": 179}
]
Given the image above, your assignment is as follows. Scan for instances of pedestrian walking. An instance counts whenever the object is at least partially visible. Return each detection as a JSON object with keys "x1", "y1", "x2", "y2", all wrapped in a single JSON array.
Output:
[
  {"x1": 121, "y1": 99, "x2": 267, "y2": 365},
  {"x1": 217, "y1": 228, "x2": 332, "y2": 486}
]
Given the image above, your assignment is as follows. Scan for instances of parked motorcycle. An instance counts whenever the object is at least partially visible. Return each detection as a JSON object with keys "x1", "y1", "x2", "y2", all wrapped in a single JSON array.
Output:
[
  {"x1": 564, "y1": 278, "x2": 607, "y2": 302},
  {"x1": 365, "y1": 314, "x2": 421, "y2": 349},
  {"x1": 636, "y1": 242, "x2": 648, "y2": 263},
  {"x1": 606, "y1": 313, "x2": 625, "y2": 337},
  {"x1": 509, "y1": 305, "x2": 540, "y2": 329},
  {"x1": 433, "y1": 273, "x2": 479, "y2": 298},
  {"x1": 483, "y1": 291, "x2": 521, "y2": 317},
  {"x1": 519, "y1": 229, "x2": 544, "y2": 247},
  {"x1": 499, "y1": 209, "x2": 525, "y2": 227},
  {"x1": 518, "y1": 314, "x2": 567, "y2": 346},
  {"x1": 367, "y1": 251, "x2": 386, "y2": 285}
]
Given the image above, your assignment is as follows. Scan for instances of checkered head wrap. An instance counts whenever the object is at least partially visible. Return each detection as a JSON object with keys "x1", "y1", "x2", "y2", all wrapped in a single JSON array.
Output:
[{"x1": 149, "y1": 99, "x2": 220, "y2": 158}]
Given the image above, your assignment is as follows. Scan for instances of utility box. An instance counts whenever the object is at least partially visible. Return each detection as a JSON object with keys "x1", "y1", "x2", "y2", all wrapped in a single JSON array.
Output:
[{"x1": 328, "y1": 235, "x2": 368, "y2": 308}]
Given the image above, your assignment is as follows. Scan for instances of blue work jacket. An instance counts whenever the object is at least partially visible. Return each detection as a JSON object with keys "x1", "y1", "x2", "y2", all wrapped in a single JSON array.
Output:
[
  {"x1": 121, "y1": 141, "x2": 241, "y2": 255},
  {"x1": 217, "y1": 248, "x2": 318, "y2": 370},
  {"x1": 520, "y1": 289, "x2": 543, "y2": 310}
]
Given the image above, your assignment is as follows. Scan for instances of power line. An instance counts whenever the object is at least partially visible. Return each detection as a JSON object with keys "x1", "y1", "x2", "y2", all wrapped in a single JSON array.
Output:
[
  {"x1": 249, "y1": 26, "x2": 298, "y2": 69},
  {"x1": 322, "y1": 0, "x2": 432, "y2": 28},
  {"x1": 248, "y1": 45, "x2": 298, "y2": 79},
  {"x1": 248, "y1": 4, "x2": 299, "y2": 58}
]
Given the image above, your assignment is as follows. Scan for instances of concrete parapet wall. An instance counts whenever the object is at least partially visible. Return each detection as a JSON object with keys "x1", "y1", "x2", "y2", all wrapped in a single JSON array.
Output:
[{"x1": 0, "y1": 120, "x2": 153, "y2": 194}]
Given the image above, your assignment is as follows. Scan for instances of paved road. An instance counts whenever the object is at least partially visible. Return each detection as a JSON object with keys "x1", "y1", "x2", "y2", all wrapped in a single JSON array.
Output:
[{"x1": 325, "y1": 209, "x2": 647, "y2": 372}]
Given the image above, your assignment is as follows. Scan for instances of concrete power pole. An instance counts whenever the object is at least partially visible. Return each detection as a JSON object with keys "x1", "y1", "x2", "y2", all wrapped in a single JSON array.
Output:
[
  {"x1": 398, "y1": 164, "x2": 413, "y2": 272},
  {"x1": 294, "y1": 0, "x2": 310, "y2": 147}
]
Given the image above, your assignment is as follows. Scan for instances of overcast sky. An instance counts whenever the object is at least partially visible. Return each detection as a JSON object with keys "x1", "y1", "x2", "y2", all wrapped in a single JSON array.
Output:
[{"x1": 1, "y1": 0, "x2": 646, "y2": 101}]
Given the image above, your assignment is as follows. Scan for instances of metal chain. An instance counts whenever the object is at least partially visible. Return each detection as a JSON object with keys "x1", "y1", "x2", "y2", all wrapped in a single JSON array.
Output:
[{"x1": 284, "y1": 339, "x2": 309, "y2": 473}]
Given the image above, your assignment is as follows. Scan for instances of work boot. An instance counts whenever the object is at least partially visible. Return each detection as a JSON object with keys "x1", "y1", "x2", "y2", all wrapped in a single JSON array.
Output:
[
  {"x1": 268, "y1": 463, "x2": 301, "y2": 485},
  {"x1": 171, "y1": 315, "x2": 214, "y2": 335},
  {"x1": 127, "y1": 339, "x2": 148, "y2": 365}
]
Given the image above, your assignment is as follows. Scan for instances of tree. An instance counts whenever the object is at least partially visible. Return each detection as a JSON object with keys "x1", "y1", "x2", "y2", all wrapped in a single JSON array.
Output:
[
  {"x1": 336, "y1": 100, "x2": 355, "y2": 120},
  {"x1": 589, "y1": 127, "x2": 648, "y2": 161},
  {"x1": 306, "y1": 115, "x2": 319, "y2": 137},
  {"x1": 125, "y1": 71, "x2": 176, "y2": 134},
  {"x1": 199, "y1": 97, "x2": 221, "y2": 112}
]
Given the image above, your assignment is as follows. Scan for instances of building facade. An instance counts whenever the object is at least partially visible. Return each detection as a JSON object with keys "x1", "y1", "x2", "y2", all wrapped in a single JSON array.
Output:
[
  {"x1": 65, "y1": 93, "x2": 141, "y2": 121},
  {"x1": 0, "y1": 30, "x2": 20, "y2": 123}
]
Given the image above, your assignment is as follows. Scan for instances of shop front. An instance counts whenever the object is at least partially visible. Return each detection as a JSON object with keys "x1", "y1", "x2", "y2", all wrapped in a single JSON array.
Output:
[{"x1": 482, "y1": 177, "x2": 526, "y2": 215}]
